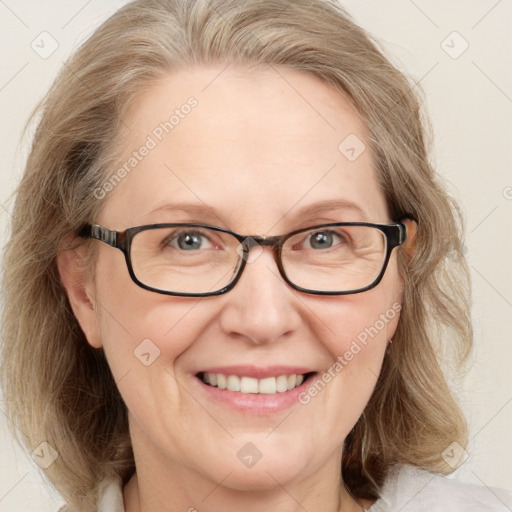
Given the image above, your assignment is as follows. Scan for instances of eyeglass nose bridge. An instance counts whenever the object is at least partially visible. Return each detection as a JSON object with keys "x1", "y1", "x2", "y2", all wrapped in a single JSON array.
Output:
[
  {"x1": 237, "y1": 233, "x2": 284, "y2": 260},
  {"x1": 227, "y1": 233, "x2": 291, "y2": 298},
  {"x1": 234, "y1": 234, "x2": 288, "y2": 282},
  {"x1": 240, "y1": 233, "x2": 282, "y2": 247}
]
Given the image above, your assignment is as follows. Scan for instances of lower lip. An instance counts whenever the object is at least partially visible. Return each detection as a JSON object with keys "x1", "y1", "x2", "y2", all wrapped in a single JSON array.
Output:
[{"x1": 193, "y1": 374, "x2": 316, "y2": 415}]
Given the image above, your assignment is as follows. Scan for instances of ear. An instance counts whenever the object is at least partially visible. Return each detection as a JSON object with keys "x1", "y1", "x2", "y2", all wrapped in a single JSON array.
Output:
[
  {"x1": 400, "y1": 218, "x2": 417, "y2": 260},
  {"x1": 57, "y1": 239, "x2": 102, "y2": 349}
]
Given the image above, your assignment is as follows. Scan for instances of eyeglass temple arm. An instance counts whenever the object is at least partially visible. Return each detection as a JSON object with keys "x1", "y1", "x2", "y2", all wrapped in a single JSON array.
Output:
[
  {"x1": 398, "y1": 223, "x2": 407, "y2": 245},
  {"x1": 79, "y1": 224, "x2": 118, "y2": 248}
]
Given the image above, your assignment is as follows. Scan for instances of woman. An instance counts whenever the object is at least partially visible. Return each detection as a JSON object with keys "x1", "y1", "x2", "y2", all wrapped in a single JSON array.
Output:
[{"x1": 1, "y1": 0, "x2": 511, "y2": 511}]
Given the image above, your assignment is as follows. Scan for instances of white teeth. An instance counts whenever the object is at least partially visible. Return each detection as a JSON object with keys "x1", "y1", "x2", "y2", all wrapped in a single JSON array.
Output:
[
  {"x1": 259, "y1": 377, "x2": 276, "y2": 394},
  {"x1": 287, "y1": 374, "x2": 297, "y2": 389},
  {"x1": 201, "y1": 372, "x2": 308, "y2": 394},
  {"x1": 227, "y1": 375, "x2": 240, "y2": 392},
  {"x1": 217, "y1": 374, "x2": 227, "y2": 390},
  {"x1": 240, "y1": 376, "x2": 259, "y2": 393},
  {"x1": 276, "y1": 375, "x2": 288, "y2": 393}
]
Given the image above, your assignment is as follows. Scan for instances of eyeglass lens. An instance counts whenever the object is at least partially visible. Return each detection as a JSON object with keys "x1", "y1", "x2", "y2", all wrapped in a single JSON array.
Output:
[{"x1": 129, "y1": 225, "x2": 388, "y2": 294}]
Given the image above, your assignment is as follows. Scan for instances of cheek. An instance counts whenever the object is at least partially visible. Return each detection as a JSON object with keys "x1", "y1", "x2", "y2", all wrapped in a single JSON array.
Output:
[
  {"x1": 94, "y1": 283, "x2": 217, "y2": 444},
  {"x1": 92, "y1": 250, "x2": 212, "y2": 383},
  {"x1": 97, "y1": 294, "x2": 211, "y2": 372},
  {"x1": 303, "y1": 260, "x2": 403, "y2": 410},
  {"x1": 317, "y1": 249, "x2": 401, "y2": 334},
  {"x1": 311, "y1": 286, "x2": 401, "y2": 365}
]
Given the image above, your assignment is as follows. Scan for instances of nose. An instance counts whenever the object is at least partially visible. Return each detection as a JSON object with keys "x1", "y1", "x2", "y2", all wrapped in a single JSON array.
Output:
[{"x1": 218, "y1": 245, "x2": 302, "y2": 345}]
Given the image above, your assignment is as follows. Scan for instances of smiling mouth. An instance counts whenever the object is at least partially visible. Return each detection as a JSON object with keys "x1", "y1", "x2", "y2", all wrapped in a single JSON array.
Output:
[{"x1": 196, "y1": 372, "x2": 316, "y2": 394}]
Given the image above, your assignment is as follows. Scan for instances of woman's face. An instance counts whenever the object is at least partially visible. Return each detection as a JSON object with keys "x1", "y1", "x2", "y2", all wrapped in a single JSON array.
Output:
[{"x1": 74, "y1": 65, "x2": 405, "y2": 493}]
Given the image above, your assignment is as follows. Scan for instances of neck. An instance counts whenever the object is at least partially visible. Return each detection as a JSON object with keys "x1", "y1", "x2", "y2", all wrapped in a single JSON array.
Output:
[
  {"x1": 124, "y1": 473, "x2": 368, "y2": 512},
  {"x1": 123, "y1": 420, "x2": 370, "y2": 512}
]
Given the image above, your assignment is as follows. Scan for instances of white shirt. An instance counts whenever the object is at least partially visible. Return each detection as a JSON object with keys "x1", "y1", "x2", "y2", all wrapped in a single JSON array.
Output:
[{"x1": 60, "y1": 464, "x2": 512, "y2": 511}]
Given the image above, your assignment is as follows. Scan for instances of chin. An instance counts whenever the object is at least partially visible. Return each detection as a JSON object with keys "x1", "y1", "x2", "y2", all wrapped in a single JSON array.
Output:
[
  {"x1": 214, "y1": 466, "x2": 302, "y2": 493},
  {"x1": 199, "y1": 450, "x2": 311, "y2": 493}
]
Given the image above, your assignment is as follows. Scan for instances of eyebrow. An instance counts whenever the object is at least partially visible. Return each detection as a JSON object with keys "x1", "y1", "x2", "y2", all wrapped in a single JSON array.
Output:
[
  {"x1": 144, "y1": 199, "x2": 369, "y2": 224},
  {"x1": 293, "y1": 199, "x2": 368, "y2": 220}
]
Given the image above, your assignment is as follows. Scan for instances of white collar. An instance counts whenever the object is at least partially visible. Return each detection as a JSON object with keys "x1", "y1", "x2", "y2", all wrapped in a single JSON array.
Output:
[{"x1": 97, "y1": 465, "x2": 512, "y2": 512}]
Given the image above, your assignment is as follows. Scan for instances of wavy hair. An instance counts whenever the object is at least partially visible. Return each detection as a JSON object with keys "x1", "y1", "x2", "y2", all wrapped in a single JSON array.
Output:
[{"x1": 1, "y1": 0, "x2": 472, "y2": 509}]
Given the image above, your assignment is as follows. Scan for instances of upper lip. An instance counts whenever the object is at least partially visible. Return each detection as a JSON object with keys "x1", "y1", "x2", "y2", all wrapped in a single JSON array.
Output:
[{"x1": 196, "y1": 365, "x2": 316, "y2": 379}]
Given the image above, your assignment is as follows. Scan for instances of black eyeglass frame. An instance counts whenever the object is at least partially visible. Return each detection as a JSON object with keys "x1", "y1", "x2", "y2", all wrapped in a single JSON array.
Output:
[{"x1": 78, "y1": 221, "x2": 407, "y2": 297}]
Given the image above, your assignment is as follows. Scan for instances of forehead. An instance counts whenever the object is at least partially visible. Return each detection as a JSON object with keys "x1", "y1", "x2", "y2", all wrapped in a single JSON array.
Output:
[{"x1": 99, "y1": 64, "x2": 389, "y2": 231}]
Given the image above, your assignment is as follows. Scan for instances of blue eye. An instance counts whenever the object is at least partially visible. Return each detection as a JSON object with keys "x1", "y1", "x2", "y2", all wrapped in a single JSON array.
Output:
[
  {"x1": 166, "y1": 230, "x2": 214, "y2": 251},
  {"x1": 306, "y1": 230, "x2": 347, "y2": 250}
]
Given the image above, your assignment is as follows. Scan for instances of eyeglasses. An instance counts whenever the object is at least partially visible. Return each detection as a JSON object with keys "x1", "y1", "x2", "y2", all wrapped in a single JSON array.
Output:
[{"x1": 78, "y1": 221, "x2": 406, "y2": 297}]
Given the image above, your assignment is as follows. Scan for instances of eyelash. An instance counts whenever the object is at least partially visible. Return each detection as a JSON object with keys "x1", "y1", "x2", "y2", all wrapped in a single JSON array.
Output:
[{"x1": 162, "y1": 228, "x2": 350, "y2": 252}]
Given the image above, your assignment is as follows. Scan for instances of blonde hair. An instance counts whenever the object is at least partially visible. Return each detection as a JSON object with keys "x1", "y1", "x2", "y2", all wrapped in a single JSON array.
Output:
[{"x1": 1, "y1": 0, "x2": 472, "y2": 509}]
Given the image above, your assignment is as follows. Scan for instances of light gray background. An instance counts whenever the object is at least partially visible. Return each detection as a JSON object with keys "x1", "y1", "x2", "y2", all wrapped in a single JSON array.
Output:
[{"x1": 0, "y1": 1, "x2": 511, "y2": 510}]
